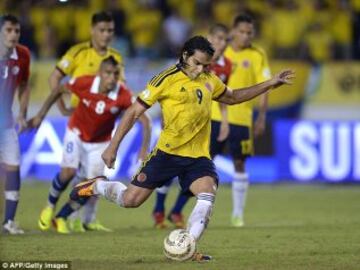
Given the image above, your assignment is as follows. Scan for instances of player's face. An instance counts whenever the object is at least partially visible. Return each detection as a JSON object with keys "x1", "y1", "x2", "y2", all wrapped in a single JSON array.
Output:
[
  {"x1": 91, "y1": 21, "x2": 115, "y2": 49},
  {"x1": 0, "y1": 22, "x2": 20, "y2": 50},
  {"x1": 208, "y1": 30, "x2": 228, "y2": 59},
  {"x1": 232, "y1": 22, "x2": 254, "y2": 48},
  {"x1": 99, "y1": 64, "x2": 120, "y2": 91},
  {"x1": 183, "y1": 50, "x2": 212, "y2": 80}
]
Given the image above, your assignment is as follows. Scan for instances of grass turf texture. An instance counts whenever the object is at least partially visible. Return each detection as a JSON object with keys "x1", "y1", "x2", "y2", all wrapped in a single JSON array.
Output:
[{"x1": 1, "y1": 181, "x2": 360, "y2": 270}]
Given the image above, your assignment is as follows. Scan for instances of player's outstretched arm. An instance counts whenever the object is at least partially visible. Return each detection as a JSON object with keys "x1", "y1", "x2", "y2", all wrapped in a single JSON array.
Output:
[
  {"x1": 217, "y1": 69, "x2": 295, "y2": 105},
  {"x1": 137, "y1": 112, "x2": 152, "y2": 161},
  {"x1": 102, "y1": 100, "x2": 148, "y2": 168},
  {"x1": 27, "y1": 86, "x2": 67, "y2": 129}
]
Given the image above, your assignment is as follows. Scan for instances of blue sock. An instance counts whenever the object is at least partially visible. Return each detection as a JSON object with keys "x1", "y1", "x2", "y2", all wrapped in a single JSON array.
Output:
[
  {"x1": 48, "y1": 173, "x2": 70, "y2": 207},
  {"x1": 4, "y1": 170, "x2": 21, "y2": 223},
  {"x1": 171, "y1": 192, "x2": 189, "y2": 214},
  {"x1": 153, "y1": 179, "x2": 173, "y2": 213},
  {"x1": 154, "y1": 193, "x2": 166, "y2": 213},
  {"x1": 56, "y1": 198, "x2": 87, "y2": 219}
]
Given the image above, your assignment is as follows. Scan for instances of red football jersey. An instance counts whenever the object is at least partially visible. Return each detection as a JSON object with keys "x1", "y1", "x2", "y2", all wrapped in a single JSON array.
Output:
[
  {"x1": 66, "y1": 75, "x2": 132, "y2": 142},
  {"x1": 209, "y1": 56, "x2": 232, "y2": 85},
  {"x1": 0, "y1": 44, "x2": 31, "y2": 127}
]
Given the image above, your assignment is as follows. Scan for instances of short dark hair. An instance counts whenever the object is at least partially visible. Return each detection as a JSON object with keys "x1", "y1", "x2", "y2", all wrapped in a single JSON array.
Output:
[
  {"x1": 233, "y1": 13, "x2": 254, "y2": 27},
  {"x1": 209, "y1": 23, "x2": 229, "y2": 35},
  {"x1": 101, "y1": 56, "x2": 119, "y2": 67},
  {"x1": 0, "y1": 14, "x2": 20, "y2": 29},
  {"x1": 179, "y1": 36, "x2": 214, "y2": 66},
  {"x1": 91, "y1": 11, "x2": 113, "y2": 26}
]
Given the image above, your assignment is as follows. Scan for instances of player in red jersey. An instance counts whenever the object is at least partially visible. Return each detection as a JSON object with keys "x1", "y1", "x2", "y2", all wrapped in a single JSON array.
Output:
[
  {"x1": 0, "y1": 15, "x2": 31, "y2": 234},
  {"x1": 151, "y1": 24, "x2": 232, "y2": 229},
  {"x1": 28, "y1": 56, "x2": 151, "y2": 233}
]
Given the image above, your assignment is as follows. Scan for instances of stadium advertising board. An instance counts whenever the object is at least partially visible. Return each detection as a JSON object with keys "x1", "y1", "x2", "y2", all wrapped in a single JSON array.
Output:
[
  {"x1": 20, "y1": 118, "x2": 359, "y2": 183},
  {"x1": 19, "y1": 118, "x2": 247, "y2": 183},
  {"x1": 275, "y1": 120, "x2": 360, "y2": 182}
]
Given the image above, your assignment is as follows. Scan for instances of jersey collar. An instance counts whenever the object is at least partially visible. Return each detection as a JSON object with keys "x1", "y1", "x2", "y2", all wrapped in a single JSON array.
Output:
[
  {"x1": 90, "y1": 76, "x2": 120, "y2": 100},
  {"x1": 10, "y1": 47, "x2": 18, "y2": 60}
]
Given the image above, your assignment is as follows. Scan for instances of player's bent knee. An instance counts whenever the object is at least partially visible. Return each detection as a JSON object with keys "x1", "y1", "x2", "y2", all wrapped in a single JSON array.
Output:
[
  {"x1": 190, "y1": 176, "x2": 217, "y2": 196},
  {"x1": 122, "y1": 193, "x2": 142, "y2": 208},
  {"x1": 122, "y1": 186, "x2": 152, "y2": 208}
]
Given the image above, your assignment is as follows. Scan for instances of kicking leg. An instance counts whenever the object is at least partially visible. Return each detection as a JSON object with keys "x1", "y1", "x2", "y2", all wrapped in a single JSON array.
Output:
[{"x1": 71, "y1": 177, "x2": 154, "y2": 208}]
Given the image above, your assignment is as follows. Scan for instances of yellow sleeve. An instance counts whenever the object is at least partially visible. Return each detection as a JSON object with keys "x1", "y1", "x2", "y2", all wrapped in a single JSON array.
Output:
[
  {"x1": 255, "y1": 50, "x2": 271, "y2": 83},
  {"x1": 56, "y1": 46, "x2": 79, "y2": 76},
  {"x1": 211, "y1": 74, "x2": 227, "y2": 100},
  {"x1": 138, "y1": 79, "x2": 167, "y2": 107}
]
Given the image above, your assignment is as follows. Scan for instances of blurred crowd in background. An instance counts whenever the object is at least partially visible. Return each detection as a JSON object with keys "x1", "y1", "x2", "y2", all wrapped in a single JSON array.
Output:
[{"x1": 2, "y1": 0, "x2": 360, "y2": 64}]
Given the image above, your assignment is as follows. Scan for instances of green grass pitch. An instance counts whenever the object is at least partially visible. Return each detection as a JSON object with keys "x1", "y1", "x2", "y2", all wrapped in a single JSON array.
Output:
[{"x1": 1, "y1": 181, "x2": 360, "y2": 270}]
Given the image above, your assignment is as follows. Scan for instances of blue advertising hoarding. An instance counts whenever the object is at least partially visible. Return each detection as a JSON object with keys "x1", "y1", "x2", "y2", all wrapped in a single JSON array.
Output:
[
  {"x1": 19, "y1": 118, "x2": 359, "y2": 183},
  {"x1": 275, "y1": 121, "x2": 360, "y2": 182},
  {"x1": 20, "y1": 117, "x2": 261, "y2": 183}
]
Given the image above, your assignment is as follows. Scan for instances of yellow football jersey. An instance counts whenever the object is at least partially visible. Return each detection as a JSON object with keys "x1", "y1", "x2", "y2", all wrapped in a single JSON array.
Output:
[
  {"x1": 213, "y1": 45, "x2": 271, "y2": 126},
  {"x1": 138, "y1": 65, "x2": 226, "y2": 158},
  {"x1": 56, "y1": 41, "x2": 123, "y2": 107}
]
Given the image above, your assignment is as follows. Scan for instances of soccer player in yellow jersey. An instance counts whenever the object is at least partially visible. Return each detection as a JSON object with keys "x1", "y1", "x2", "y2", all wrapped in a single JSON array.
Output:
[
  {"x1": 151, "y1": 24, "x2": 232, "y2": 229},
  {"x1": 38, "y1": 11, "x2": 123, "y2": 233},
  {"x1": 70, "y1": 36, "x2": 294, "y2": 261},
  {"x1": 214, "y1": 14, "x2": 271, "y2": 227}
]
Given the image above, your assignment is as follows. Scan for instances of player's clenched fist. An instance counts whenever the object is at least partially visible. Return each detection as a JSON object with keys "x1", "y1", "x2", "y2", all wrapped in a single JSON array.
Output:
[{"x1": 102, "y1": 146, "x2": 117, "y2": 169}]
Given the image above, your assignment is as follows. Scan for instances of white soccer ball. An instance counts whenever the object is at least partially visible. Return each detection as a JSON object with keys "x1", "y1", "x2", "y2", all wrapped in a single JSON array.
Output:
[{"x1": 163, "y1": 229, "x2": 196, "y2": 261}]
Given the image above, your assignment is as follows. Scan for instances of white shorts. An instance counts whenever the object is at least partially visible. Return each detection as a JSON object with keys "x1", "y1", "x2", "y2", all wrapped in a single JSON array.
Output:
[
  {"x1": 0, "y1": 128, "x2": 20, "y2": 166},
  {"x1": 61, "y1": 128, "x2": 108, "y2": 178}
]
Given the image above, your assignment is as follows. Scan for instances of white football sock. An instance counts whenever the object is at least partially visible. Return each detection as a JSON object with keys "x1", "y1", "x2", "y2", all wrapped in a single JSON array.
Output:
[
  {"x1": 187, "y1": 193, "x2": 215, "y2": 241},
  {"x1": 94, "y1": 180, "x2": 127, "y2": 207},
  {"x1": 81, "y1": 196, "x2": 98, "y2": 224},
  {"x1": 232, "y1": 172, "x2": 249, "y2": 218}
]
